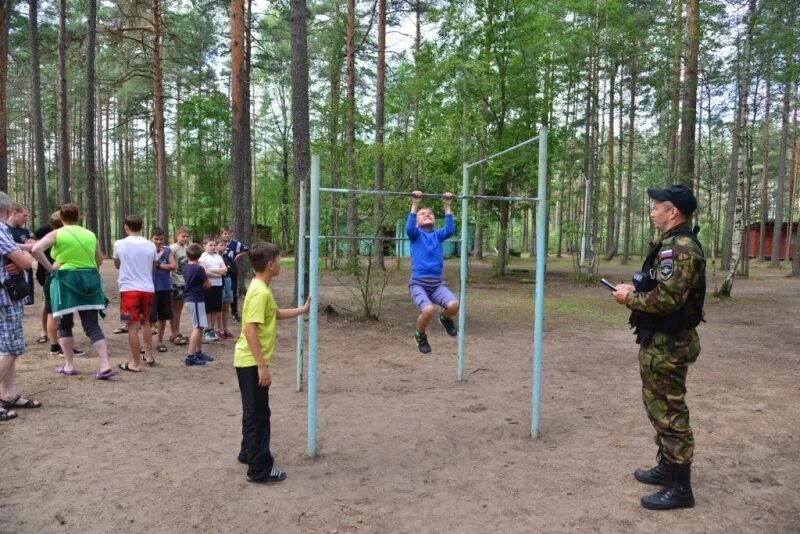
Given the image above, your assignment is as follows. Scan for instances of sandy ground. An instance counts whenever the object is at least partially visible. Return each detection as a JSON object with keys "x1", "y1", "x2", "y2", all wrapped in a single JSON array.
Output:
[{"x1": 1, "y1": 256, "x2": 798, "y2": 533}]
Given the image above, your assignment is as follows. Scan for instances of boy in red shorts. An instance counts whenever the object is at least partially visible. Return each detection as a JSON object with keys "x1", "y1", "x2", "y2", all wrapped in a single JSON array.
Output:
[{"x1": 113, "y1": 215, "x2": 158, "y2": 371}]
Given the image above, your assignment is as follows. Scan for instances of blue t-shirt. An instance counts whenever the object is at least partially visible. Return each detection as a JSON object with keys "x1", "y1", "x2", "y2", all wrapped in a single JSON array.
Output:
[
  {"x1": 405, "y1": 212, "x2": 455, "y2": 280},
  {"x1": 225, "y1": 239, "x2": 248, "y2": 273},
  {"x1": 153, "y1": 247, "x2": 173, "y2": 292},
  {"x1": 182, "y1": 262, "x2": 208, "y2": 303}
]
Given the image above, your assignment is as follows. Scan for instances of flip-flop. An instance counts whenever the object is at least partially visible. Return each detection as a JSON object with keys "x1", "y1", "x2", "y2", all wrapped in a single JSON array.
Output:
[
  {"x1": 36, "y1": 335, "x2": 48, "y2": 343},
  {"x1": 112, "y1": 327, "x2": 128, "y2": 334},
  {"x1": 118, "y1": 362, "x2": 141, "y2": 373},
  {"x1": 55, "y1": 365, "x2": 79, "y2": 376},
  {"x1": 0, "y1": 394, "x2": 42, "y2": 409},
  {"x1": 142, "y1": 356, "x2": 157, "y2": 367},
  {"x1": 156, "y1": 344, "x2": 168, "y2": 353},
  {"x1": 93, "y1": 369, "x2": 116, "y2": 380}
]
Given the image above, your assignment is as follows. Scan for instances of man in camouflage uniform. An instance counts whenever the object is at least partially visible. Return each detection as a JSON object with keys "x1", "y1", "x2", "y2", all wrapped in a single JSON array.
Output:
[{"x1": 612, "y1": 185, "x2": 705, "y2": 510}]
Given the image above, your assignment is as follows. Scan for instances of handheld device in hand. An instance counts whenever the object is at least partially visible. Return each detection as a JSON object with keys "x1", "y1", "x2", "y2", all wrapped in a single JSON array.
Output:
[{"x1": 600, "y1": 278, "x2": 617, "y2": 291}]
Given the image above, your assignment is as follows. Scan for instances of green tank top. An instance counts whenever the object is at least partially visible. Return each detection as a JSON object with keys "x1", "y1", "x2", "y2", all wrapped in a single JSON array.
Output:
[{"x1": 52, "y1": 225, "x2": 98, "y2": 270}]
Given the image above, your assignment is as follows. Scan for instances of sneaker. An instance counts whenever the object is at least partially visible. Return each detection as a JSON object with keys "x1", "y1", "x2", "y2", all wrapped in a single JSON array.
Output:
[
  {"x1": 246, "y1": 466, "x2": 287, "y2": 484},
  {"x1": 202, "y1": 330, "x2": 219, "y2": 343},
  {"x1": 52, "y1": 347, "x2": 87, "y2": 357},
  {"x1": 196, "y1": 351, "x2": 215, "y2": 362},
  {"x1": 184, "y1": 354, "x2": 206, "y2": 366},
  {"x1": 439, "y1": 313, "x2": 458, "y2": 337},
  {"x1": 415, "y1": 330, "x2": 431, "y2": 354}
]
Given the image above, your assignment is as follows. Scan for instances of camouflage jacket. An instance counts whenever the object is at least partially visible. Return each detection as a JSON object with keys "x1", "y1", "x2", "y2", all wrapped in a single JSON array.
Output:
[{"x1": 626, "y1": 223, "x2": 706, "y2": 316}]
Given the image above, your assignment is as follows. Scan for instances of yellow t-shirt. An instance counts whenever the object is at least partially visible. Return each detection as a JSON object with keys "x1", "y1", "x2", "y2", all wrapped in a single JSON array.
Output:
[{"x1": 234, "y1": 278, "x2": 277, "y2": 368}]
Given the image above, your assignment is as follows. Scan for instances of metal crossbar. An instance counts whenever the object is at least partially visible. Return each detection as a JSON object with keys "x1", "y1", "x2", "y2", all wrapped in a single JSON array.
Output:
[
  {"x1": 306, "y1": 235, "x2": 461, "y2": 242},
  {"x1": 319, "y1": 187, "x2": 539, "y2": 203}
]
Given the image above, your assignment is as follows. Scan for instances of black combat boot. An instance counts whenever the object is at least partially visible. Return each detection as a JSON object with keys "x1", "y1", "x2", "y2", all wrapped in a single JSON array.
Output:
[
  {"x1": 634, "y1": 452, "x2": 670, "y2": 485},
  {"x1": 641, "y1": 463, "x2": 695, "y2": 510}
]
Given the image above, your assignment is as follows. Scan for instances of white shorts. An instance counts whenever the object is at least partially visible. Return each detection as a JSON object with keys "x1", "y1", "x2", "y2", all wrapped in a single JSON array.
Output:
[{"x1": 184, "y1": 301, "x2": 208, "y2": 329}]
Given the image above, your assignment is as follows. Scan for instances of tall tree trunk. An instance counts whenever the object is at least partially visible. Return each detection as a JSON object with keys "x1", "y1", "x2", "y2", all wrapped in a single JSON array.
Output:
[
  {"x1": 373, "y1": 0, "x2": 386, "y2": 268},
  {"x1": 758, "y1": 74, "x2": 771, "y2": 261},
  {"x1": 57, "y1": 0, "x2": 70, "y2": 203},
  {"x1": 0, "y1": 0, "x2": 8, "y2": 192},
  {"x1": 345, "y1": 0, "x2": 357, "y2": 262},
  {"x1": 719, "y1": 0, "x2": 755, "y2": 294},
  {"x1": 117, "y1": 103, "x2": 126, "y2": 237},
  {"x1": 230, "y1": 0, "x2": 247, "y2": 244},
  {"x1": 665, "y1": 0, "x2": 683, "y2": 182},
  {"x1": 95, "y1": 93, "x2": 104, "y2": 247},
  {"x1": 175, "y1": 76, "x2": 182, "y2": 226},
  {"x1": 604, "y1": 63, "x2": 617, "y2": 260},
  {"x1": 85, "y1": 0, "x2": 98, "y2": 232},
  {"x1": 328, "y1": 0, "x2": 343, "y2": 268},
  {"x1": 723, "y1": 0, "x2": 755, "y2": 271},
  {"x1": 786, "y1": 104, "x2": 798, "y2": 259},
  {"x1": 770, "y1": 70, "x2": 792, "y2": 267},
  {"x1": 623, "y1": 54, "x2": 637, "y2": 265},
  {"x1": 152, "y1": 0, "x2": 168, "y2": 230},
  {"x1": 678, "y1": 0, "x2": 699, "y2": 188},
  {"x1": 290, "y1": 0, "x2": 310, "y2": 299},
  {"x1": 29, "y1": 0, "x2": 48, "y2": 223}
]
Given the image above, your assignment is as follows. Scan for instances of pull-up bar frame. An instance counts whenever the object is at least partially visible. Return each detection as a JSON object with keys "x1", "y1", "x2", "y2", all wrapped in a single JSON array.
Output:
[{"x1": 298, "y1": 128, "x2": 547, "y2": 457}]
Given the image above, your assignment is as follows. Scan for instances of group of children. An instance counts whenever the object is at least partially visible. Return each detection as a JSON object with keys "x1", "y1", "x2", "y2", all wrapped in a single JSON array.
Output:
[{"x1": 111, "y1": 221, "x2": 249, "y2": 370}]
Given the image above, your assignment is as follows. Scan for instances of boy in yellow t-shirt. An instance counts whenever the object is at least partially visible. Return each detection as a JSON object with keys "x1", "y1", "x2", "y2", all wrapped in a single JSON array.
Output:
[{"x1": 234, "y1": 242, "x2": 309, "y2": 483}]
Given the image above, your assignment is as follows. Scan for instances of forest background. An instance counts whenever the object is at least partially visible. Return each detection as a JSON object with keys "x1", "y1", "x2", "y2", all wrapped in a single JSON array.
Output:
[{"x1": 0, "y1": 0, "x2": 798, "y2": 299}]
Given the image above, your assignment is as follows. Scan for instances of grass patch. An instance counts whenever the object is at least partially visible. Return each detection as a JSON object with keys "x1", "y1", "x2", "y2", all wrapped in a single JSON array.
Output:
[{"x1": 544, "y1": 296, "x2": 629, "y2": 327}]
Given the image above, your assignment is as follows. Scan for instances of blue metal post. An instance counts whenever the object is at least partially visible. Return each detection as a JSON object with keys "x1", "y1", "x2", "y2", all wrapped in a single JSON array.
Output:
[
  {"x1": 457, "y1": 163, "x2": 468, "y2": 382},
  {"x1": 296, "y1": 180, "x2": 306, "y2": 392},
  {"x1": 532, "y1": 128, "x2": 548, "y2": 439},
  {"x1": 308, "y1": 155, "x2": 320, "y2": 456}
]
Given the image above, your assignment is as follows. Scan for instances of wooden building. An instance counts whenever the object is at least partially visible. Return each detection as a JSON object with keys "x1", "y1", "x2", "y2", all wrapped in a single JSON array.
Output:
[{"x1": 747, "y1": 222, "x2": 797, "y2": 260}]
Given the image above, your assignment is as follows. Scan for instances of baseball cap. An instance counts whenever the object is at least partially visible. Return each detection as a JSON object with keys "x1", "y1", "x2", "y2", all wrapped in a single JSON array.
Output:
[{"x1": 647, "y1": 185, "x2": 698, "y2": 216}]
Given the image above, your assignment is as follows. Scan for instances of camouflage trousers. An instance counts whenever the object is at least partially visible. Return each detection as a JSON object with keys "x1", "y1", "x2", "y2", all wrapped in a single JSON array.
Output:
[{"x1": 638, "y1": 328, "x2": 700, "y2": 465}]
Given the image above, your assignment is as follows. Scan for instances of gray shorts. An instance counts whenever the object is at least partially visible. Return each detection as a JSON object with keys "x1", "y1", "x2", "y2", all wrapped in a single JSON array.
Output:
[
  {"x1": 184, "y1": 301, "x2": 208, "y2": 329},
  {"x1": 408, "y1": 279, "x2": 456, "y2": 312}
]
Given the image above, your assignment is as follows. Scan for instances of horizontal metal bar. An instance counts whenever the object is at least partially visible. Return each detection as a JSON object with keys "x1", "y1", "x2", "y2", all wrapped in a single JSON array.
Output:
[
  {"x1": 318, "y1": 187, "x2": 538, "y2": 203},
  {"x1": 319, "y1": 188, "x2": 443, "y2": 198},
  {"x1": 465, "y1": 134, "x2": 540, "y2": 169},
  {"x1": 305, "y1": 235, "x2": 461, "y2": 242}
]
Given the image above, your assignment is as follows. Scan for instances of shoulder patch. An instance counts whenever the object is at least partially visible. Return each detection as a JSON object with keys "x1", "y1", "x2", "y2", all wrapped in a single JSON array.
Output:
[
  {"x1": 659, "y1": 258, "x2": 674, "y2": 280},
  {"x1": 660, "y1": 249, "x2": 673, "y2": 259}
]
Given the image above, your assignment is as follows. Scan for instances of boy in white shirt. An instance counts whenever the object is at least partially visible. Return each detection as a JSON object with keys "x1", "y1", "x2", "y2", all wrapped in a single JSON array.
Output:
[
  {"x1": 199, "y1": 236, "x2": 227, "y2": 343},
  {"x1": 113, "y1": 215, "x2": 158, "y2": 371}
]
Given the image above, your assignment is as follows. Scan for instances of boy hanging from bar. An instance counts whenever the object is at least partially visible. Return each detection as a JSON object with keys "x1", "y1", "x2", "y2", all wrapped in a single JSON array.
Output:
[{"x1": 406, "y1": 191, "x2": 460, "y2": 354}]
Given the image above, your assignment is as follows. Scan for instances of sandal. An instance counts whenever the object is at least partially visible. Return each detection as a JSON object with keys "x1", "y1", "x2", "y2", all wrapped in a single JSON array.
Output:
[
  {"x1": 0, "y1": 394, "x2": 42, "y2": 409},
  {"x1": 55, "y1": 365, "x2": 79, "y2": 376},
  {"x1": 156, "y1": 344, "x2": 168, "y2": 353},
  {"x1": 143, "y1": 355, "x2": 157, "y2": 366},
  {"x1": 118, "y1": 362, "x2": 142, "y2": 373},
  {"x1": 112, "y1": 327, "x2": 128, "y2": 334},
  {"x1": 36, "y1": 335, "x2": 48, "y2": 344},
  {"x1": 0, "y1": 408, "x2": 17, "y2": 422},
  {"x1": 93, "y1": 368, "x2": 116, "y2": 380},
  {"x1": 170, "y1": 335, "x2": 188, "y2": 346}
]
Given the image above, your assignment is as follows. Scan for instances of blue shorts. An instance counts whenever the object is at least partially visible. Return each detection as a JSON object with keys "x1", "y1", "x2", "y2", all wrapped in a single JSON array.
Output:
[
  {"x1": 408, "y1": 279, "x2": 456, "y2": 312},
  {"x1": 222, "y1": 277, "x2": 234, "y2": 303},
  {"x1": 0, "y1": 302, "x2": 26, "y2": 356}
]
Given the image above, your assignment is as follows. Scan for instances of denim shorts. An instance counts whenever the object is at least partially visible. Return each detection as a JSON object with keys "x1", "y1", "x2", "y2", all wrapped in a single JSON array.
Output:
[{"x1": 408, "y1": 279, "x2": 456, "y2": 312}]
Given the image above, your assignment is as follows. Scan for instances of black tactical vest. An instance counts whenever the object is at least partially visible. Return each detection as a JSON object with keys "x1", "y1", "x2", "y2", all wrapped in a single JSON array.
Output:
[{"x1": 629, "y1": 225, "x2": 706, "y2": 345}]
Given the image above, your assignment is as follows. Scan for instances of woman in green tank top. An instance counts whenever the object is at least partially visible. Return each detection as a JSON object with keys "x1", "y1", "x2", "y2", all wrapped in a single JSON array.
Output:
[{"x1": 31, "y1": 203, "x2": 114, "y2": 379}]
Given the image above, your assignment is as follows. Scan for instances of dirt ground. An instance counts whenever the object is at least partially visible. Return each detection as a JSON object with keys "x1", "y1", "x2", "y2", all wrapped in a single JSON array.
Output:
[{"x1": 1, "y1": 255, "x2": 798, "y2": 533}]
